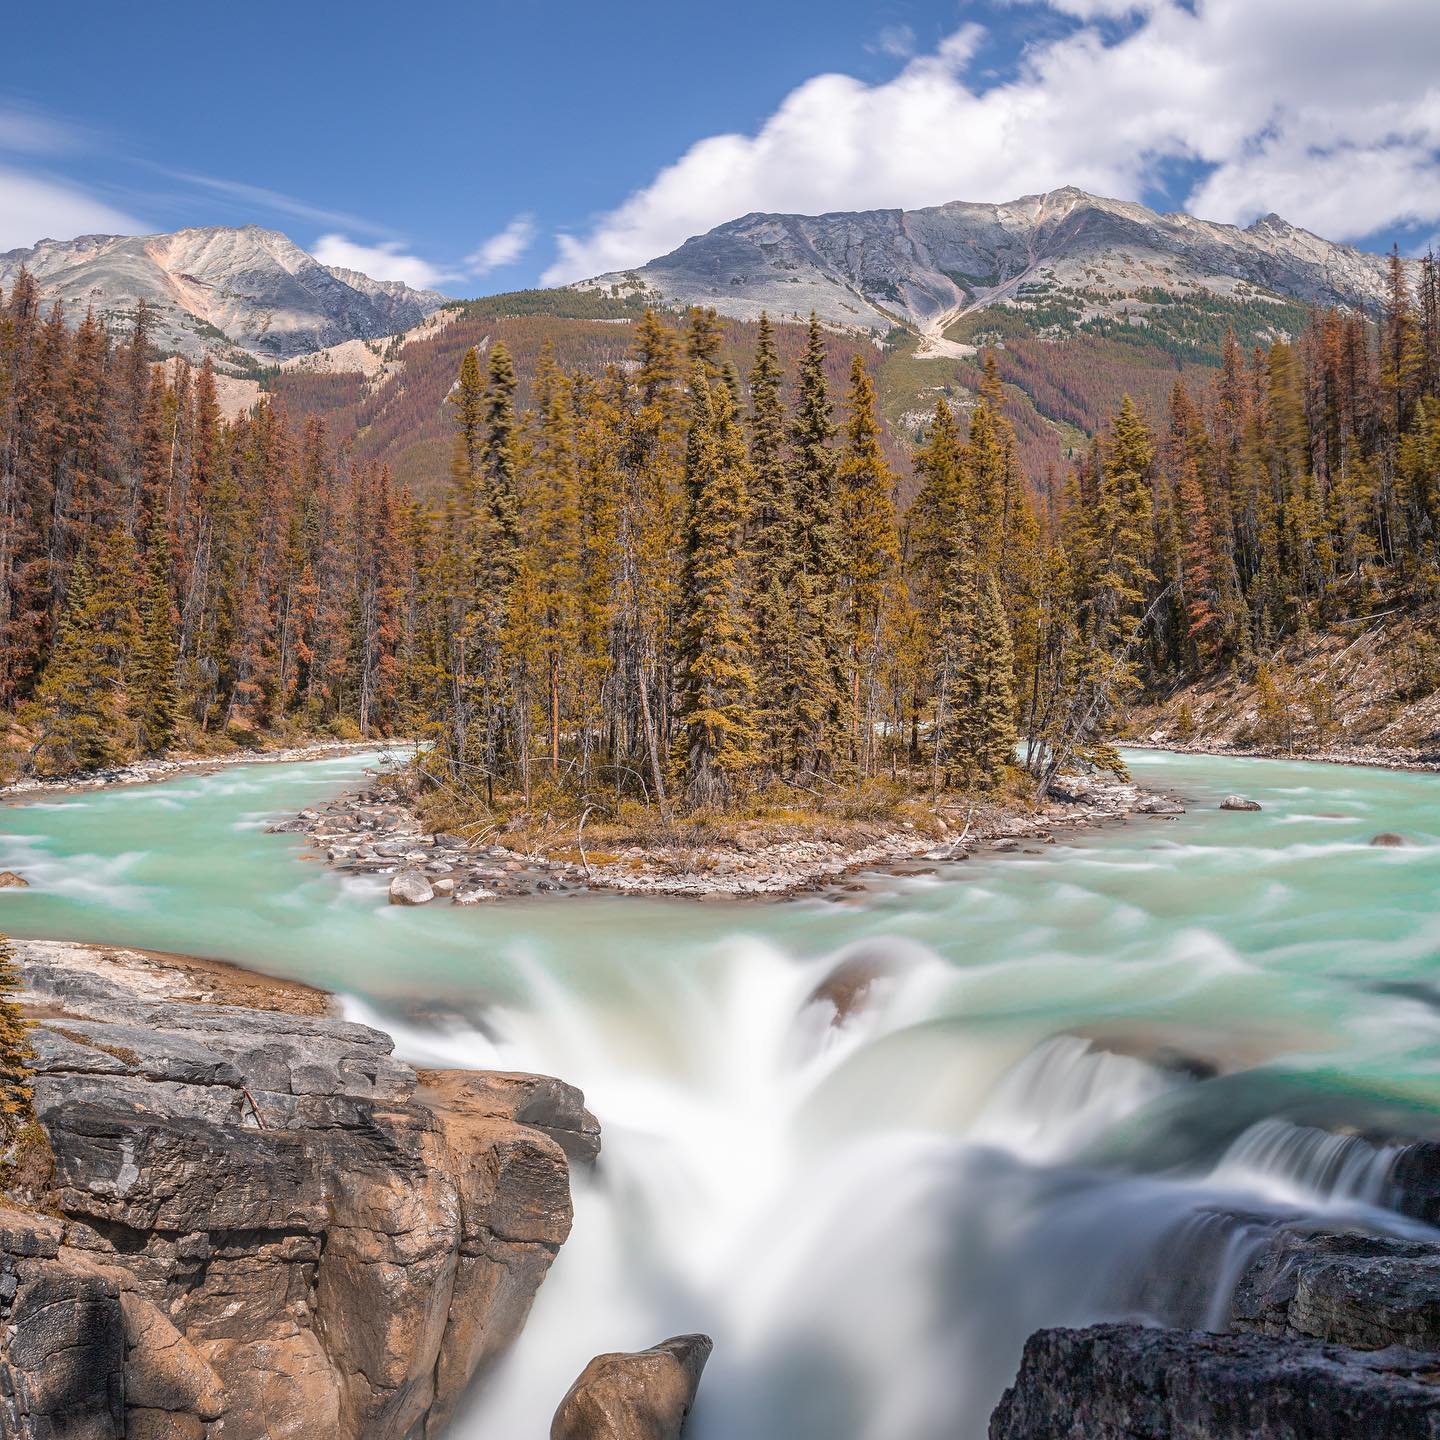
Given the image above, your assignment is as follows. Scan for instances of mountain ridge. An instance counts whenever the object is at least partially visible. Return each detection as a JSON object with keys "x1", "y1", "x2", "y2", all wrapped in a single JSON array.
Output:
[
  {"x1": 574, "y1": 187, "x2": 1407, "y2": 342},
  {"x1": 0, "y1": 224, "x2": 450, "y2": 370}
]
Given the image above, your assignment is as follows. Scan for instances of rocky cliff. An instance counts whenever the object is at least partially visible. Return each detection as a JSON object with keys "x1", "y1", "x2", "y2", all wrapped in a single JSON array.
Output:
[
  {"x1": 1, "y1": 939, "x2": 595, "y2": 1439},
  {"x1": 0, "y1": 227, "x2": 449, "y2": 368},
  {"x1": 576, "y1": 186, "x2": 1405, "y2": 339}
]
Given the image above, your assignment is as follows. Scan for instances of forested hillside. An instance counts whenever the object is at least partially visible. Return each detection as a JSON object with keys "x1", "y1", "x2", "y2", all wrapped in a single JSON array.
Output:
[{"x1": 2, "y1": 247, "x2": 1438, "y2": 802}]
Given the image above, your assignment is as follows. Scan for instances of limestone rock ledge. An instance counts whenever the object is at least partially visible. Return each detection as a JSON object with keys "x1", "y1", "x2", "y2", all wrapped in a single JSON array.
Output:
[{"x1": 2, "y1": 939, "x2": 596, "y2": 1440}]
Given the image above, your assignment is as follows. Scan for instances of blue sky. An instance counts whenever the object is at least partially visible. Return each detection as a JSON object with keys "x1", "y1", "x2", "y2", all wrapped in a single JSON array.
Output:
[{"x1": 4, "y1": 0, "x2": 1438, "y2": 294}]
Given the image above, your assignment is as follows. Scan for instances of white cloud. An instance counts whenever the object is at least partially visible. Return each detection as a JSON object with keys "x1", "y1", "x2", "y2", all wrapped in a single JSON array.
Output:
[
  {"x1": 542, "y1": 0, "x2": 1440, "y2": 283},
  {"x1": 0, "y1": 167, "x2": 145, "y2": 251},
  {"x1": 466, "y1": 213, "x2": 536, "y2": 274},
  {"x1": 311, "y1": 233, "x2": 451, "y2": 290}
]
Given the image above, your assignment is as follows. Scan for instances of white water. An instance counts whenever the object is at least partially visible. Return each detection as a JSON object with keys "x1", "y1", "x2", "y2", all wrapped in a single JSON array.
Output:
[{"x1": 4, "y1": 747, "x2": 1440, "y2": 1436}]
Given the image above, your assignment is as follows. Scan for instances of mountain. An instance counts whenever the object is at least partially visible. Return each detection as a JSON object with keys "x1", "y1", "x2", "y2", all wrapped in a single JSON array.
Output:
[
  {"x1": 575, "y1": 187, "x2": 1401, "y2": 345},
  {"x1": 0, "y1": 226, "x2": 450, "y2": 370}
]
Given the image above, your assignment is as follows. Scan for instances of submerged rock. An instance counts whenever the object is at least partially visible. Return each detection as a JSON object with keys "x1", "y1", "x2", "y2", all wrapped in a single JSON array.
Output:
[
  {"x1": 6, "y1": 939, "x2": 587, "y2": 1440},
  {"x1": 551, "y1": 1333, "x2": 712, "y2": 1440},
  {"x1": 0, "y1": 870, "x2": 27, "y2": 887},
  {"x1": 989, "y1": 1323, "x2": 1440, "y2": 1439},
  {"x1": 1219, "y1": 795, "x2": 1263, "y2": 811},
  {"x1": 1370, "y1": 832, "x2": 1409, "y2": 847},
  {"x1": 388, "y1": 868, "x2": 434, "y2": 905}
]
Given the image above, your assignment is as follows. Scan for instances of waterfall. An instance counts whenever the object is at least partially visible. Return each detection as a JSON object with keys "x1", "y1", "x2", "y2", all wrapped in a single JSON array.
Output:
[
  {"x1": 344, "y1": 934, "x2": 1431, "y2": 1440},
  {"x1": 1208, "y1": 1118, "x2": 1403, "y2": 1207}
]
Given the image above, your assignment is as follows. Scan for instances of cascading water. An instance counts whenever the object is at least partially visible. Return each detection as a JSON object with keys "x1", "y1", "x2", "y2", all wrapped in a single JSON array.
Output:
[
  {"x1": 3, "y1": 747, "x2": 1440, "y2": 1437},
  {"x1": 351, "y1": 944, "x2": 1436, "y2": 1440}
]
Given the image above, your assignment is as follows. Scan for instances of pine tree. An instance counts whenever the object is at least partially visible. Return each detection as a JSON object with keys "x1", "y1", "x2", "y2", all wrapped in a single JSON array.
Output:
[
  {"x1": 745, "y1": 313, "x2": 798, "y2": 772},
  {"x1": 836, "y1": 354, "x2": 901, "y2": 774},
  {"x1": 787, "y1": 314, "x2": 849, "y2": 777},
  {"x1": 30, "y1": 529, "x2": 140, "y2": 774},
  {"x1": 0, "y1": 933, "x2": 33, "y2": 1140},
  {"x1": 960, "y1": 571, "x2": 1017, "y2": 789},
  {"x1": 676, "y1": 367, "x2": 757, "y2": 807},
  {"x1": 133, "y1": 507, "x2": 180, "y2": 753}
]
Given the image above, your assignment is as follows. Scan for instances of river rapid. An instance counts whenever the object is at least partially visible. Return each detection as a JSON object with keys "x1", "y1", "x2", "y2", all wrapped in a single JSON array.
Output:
[{"x1": 3, "y1": 749, "x2": 1439, "y2": 1438}]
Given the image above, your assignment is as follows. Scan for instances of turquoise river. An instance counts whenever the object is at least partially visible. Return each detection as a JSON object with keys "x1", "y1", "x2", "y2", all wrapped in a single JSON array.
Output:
[{"x1": 2, "y1": 748, "x2": 1439, "y2": 1439}]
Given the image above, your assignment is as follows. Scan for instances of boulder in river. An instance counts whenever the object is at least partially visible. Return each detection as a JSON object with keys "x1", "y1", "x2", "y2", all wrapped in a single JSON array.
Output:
[
  {"x1": 1370, "y1": 832, "x2": 1409, "y2": 847},
  {"x1": 551, "y1": 1333, "x2": 712, "y2": 1440},
  {"x1": 388, "y1": 868, "x2": 435, "y2": 905},
  {"x1": 1219, "y1": 795, "x2": 1262, "y2": 811},
  {"x1": 453, "y1": 886, "x2": 498, "y2": 905},
  {"x1": 0, "y1": 870, "x2": 28, "y2": 887}
]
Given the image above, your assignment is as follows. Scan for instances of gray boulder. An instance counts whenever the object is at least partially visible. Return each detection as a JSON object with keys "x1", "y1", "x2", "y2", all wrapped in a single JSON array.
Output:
[
  {"x1": 388, "y1": 869, "x2": 434, "y2": 905},
  {"x1": 1219, "y1": 795, "x2": 1262, "y2": 811}
]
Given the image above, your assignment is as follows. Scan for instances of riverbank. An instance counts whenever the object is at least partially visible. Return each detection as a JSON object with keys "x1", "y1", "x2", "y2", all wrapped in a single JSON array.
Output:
[
  {"x1": 278, "y1": 769, "x2": 1178, "y2": 903},
  {"x1": 1126, "y1": 735, "x2": 1440, "y2": 774},
  {"x1": 0, "y1": 737, "x2": 403, "y2": 799}
]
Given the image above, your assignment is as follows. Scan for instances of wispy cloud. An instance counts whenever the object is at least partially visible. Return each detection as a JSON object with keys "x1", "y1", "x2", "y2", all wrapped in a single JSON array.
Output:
[
  {"x1": 870, "y1": 24, "x2": 917, "y2": 59},
  {"x1": 466, "y1": 213, "x2": 536, "y2": 275},
  {"x1": 0, "y1": 101, "x2": 89, "y2": 156},
  {"x1": 150, "y1": 167, "x2": 398, "y2": 239}
]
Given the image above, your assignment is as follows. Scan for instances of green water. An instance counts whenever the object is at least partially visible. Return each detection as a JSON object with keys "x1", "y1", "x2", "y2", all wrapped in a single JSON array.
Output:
[{"x1": 3, "y1": 748, "x2": 1438, "y2": 1439}]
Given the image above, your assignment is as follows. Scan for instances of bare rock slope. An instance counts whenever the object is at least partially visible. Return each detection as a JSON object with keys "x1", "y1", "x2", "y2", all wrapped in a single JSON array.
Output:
[
  {"x1": 1, "y1": 939, "x2": 594, "y2": 1439},
  {"x1": 578, "y1": 187, "x2": 1404, "y2": 338},
  {"x1": 0, "y1": 227, "x2": 448, "y2": 367}
]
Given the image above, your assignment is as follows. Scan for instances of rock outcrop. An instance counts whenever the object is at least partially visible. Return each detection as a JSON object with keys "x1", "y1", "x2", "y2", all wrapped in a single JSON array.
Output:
[
  {"x1": 3, "y1": 939, "x2": 596, "y2": 1440},
  {"x1": 551, "y1": 1334, "x2": 712, "y2": 1440},
  {"x1": 1219, "y1": 795, "x2": 1263, "y2": 811},
  {"x1": 992, "y1": 1226, "x2": 1440, "y2": 1438},
  {"x1": 1230, "y1": 1230, "x2": 1440, "y2": 1353},
  {"x1": 989, "y1": 1323, "x2": 1440, "y2": 1440}
]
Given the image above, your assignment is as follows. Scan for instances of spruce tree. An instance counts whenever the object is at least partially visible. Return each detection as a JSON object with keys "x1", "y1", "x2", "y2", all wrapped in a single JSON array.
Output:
[
  {"x1": 133, "y1": 508, "x2": 180, "y2": 754},
  {"x1": 960, "y1": 571, "x2": 1017, "y2": 789},
  {"x1": 676, "y1": 367, "x2": 757, "y2": 807},
  {"x1": 787, "y1": 314, "x2": 849, "y2": 777},
  {"x1": 0, "y1": 933, "x2": 33, "y2": 1141},
  {"x1": 746, "y1": 313, "x2": 798, "y2": 771},
  {"x1": 31, "y1": 530, "x2": 140, "y2": 774},
  {"x1": 836, "y1": 354, "x2": 900, "y2": 774}
]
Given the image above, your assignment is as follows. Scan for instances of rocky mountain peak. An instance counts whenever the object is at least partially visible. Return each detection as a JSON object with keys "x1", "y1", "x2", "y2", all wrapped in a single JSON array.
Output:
[
  {"x1": 0, "y1": 225, "x2": 449, "y2": 369},
  {"x1": 575, "y1": 187, "x2": 1406, "y2": 340}
]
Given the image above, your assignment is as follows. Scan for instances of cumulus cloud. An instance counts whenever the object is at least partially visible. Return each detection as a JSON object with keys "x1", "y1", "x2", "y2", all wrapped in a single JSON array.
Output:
[
  {"x1": 0, "y1": 167, "x2": 145, "y2": 250},
  {"x1": 312, "y1": 234, "x2": 451, "y2": 290},
  {"x1": 466, "y1": 213, "x2": 536, "y2": 274},
  {"x1": 542, "y1": 0, "x2": 1440, "y2": 283}
]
